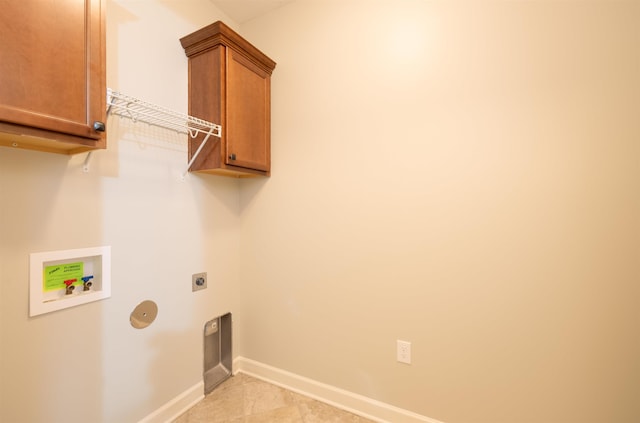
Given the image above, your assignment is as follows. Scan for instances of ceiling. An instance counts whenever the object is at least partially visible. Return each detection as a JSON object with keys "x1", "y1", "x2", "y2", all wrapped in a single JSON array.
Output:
[{"x1": 209, "y1": 0, "x2": 296, "y2": 24}]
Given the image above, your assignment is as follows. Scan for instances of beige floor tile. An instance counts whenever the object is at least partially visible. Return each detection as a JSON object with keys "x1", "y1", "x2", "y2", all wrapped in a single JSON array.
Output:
[
  {"x1": 246, "y1": 405, "x2": 303, "y2": 423},
  {"x1": 243, "y1": 378, "x2": 294, "y2": 415},
  {"x1": 173, "y1": 373, "x2": 378, "y2": 423},
  {"x1": 298, "y1": 399, "x2": 372, "y2": 423}
]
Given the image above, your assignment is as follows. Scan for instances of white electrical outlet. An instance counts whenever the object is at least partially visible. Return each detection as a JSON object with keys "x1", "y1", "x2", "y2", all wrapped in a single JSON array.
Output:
[{"x1": 397, "y1": 340, "x2": 411, "y2": 364}]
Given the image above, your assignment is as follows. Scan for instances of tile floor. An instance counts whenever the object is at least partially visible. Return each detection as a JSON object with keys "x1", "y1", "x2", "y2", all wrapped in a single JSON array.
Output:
[{"x1": 173, "y1": 373, "x2": 378, "y2": 423}]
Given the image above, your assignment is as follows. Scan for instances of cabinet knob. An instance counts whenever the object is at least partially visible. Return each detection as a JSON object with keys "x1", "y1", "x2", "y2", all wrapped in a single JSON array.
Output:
[
  {"x1": 93, "y1": 121, "x2": 106, "y2": 132},
  {"x1": 229, "y1": 153, "x2": 236, "y2": 160}
]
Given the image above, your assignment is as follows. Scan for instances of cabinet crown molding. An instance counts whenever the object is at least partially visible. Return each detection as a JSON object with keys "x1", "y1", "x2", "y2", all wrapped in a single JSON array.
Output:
[{"x1": 180, "y1": 21, "x2": 276, "y2": 75}]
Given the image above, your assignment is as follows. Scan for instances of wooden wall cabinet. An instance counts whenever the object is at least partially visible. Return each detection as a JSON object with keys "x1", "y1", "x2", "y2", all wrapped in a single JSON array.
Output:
[
  {"x1": 181, "y1": 21, "x2": 276, "y2": 178},
  {"x1": 0, "y1": 0, "x2": 106, "y2": 155}
]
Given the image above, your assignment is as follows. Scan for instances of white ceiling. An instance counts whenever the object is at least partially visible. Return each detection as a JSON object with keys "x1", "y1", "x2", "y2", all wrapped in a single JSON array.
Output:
[{"x1": 210, "y1": 0, "x2": 296, "y2": 24}]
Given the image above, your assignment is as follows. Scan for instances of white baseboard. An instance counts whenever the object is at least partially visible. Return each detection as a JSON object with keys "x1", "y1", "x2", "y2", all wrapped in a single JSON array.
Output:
[
  {"x1": 233, "y1": 356, "x2": 445, "y2": 423},
  {"x1": 138, "y1": 381, "x2": 204, "y2": 423}
]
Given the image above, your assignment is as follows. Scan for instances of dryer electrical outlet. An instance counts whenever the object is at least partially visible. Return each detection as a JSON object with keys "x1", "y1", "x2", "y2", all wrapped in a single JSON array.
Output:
[{"x1": 192, "y1": 272, "x2": 207, "y2": 292}]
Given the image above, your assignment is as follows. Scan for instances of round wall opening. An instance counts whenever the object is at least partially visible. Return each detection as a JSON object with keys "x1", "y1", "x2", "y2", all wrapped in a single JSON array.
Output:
[{"x1": 130, "y1": 300, "x2": 158, "y2": 329}]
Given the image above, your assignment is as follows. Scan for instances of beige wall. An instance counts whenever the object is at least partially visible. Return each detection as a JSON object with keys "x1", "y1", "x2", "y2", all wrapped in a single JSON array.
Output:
[
  {"x1": 238, "y1": 1, "x2": 640, "y2": 422},
  {"x1": 0, "y1": 1, "x2": 241, "y2": 422},
  {"x1": 1, "y1": 1, "x2": 639, "y2": 423}
]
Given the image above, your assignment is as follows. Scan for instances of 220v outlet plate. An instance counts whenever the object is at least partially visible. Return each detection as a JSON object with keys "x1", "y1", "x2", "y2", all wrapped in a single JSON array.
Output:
[{"x1": 192, "y1": 272, "x2": 207, "y2": 292}]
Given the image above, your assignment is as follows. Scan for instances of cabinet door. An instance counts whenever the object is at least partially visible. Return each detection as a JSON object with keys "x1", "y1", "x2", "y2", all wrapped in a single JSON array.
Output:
[
  {"x1": 0, "y1": 0, "x2": 105, "y2": 142},
  {"x1": 226, "y1": 49, "x2": 271, "y2": 172}
]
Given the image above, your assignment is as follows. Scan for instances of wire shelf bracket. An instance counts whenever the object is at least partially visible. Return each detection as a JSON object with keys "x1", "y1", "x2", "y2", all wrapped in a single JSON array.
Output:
[
  {"x1": 82, "y1": 151, "x2": 94, "y2": 173},
  {"x1": 105, "y1": 88, "x2": 222, "y2": 179}
]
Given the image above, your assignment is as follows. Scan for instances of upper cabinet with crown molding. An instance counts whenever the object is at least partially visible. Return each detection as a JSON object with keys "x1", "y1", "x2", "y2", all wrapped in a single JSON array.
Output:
[
  {"x1": 0, "y1": 0, "x2": 106, "y2": 154},
  {"x1": 181, "y1": 21, "x2": 276, "y2": 178}
]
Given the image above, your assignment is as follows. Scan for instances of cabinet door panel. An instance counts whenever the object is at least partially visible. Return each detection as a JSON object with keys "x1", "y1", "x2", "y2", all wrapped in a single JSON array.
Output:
[
  {"x1": 0, "y1": 0, "x2": 105, "y2": 141},
  {"x1": 226, "y1": 49, "x2": 270, "y2": 172}
]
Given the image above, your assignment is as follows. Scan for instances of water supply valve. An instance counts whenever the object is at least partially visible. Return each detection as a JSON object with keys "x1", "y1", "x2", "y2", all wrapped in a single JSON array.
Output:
[
  {"x1": 81, "y1": 275, "x2": 94, "y2": 291},
  {"x1": 64, "y1": 279, "x2": 77, "y2": 295}
]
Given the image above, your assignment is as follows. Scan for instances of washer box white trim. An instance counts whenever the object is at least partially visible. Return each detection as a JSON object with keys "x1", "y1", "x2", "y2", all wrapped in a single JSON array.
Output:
[{"x1": 29, "y1": 245, "x2": 111, "y2": 316}]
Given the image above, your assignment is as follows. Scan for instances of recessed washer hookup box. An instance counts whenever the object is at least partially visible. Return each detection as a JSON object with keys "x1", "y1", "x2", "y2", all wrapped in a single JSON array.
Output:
[{"x1": 29, "y1": 246, "x2": 111, "y2": 316}]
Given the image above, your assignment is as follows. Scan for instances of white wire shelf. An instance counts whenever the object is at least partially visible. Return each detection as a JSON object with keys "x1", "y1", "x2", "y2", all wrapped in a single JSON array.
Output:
[
  {"x1": 107, "y1": 88, "x2": 221, "y2": 138},
  {"x1": 106, "y1": 88, "x2": 222, "y2": 177}
]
